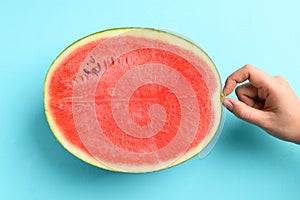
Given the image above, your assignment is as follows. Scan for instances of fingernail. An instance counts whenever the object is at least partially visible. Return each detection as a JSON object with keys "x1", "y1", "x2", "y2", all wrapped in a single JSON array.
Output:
[{"x1": 222, "y1": 99, "x2": 233, "y2": 111}]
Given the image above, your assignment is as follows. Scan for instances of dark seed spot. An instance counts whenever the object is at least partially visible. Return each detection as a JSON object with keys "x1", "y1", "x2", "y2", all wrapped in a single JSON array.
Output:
[
  {"x1": 92, "y1": 67, "x2": 100, "y2": 73},
  {"x1": 110, "y1": 57, "x2": 115, "y2": 65},
  {"x1": 90, "y1": 56, "x2": 95, "y2": 63},
  {"x1": 79, "y1": 75, "x2": 84, "y2": 81},
  {"x1": 83, "y1": 68, "x2": 90, "y2": 74},
  {"x1": 97, "y1": 62, "x2": 101, "y2": 69}
]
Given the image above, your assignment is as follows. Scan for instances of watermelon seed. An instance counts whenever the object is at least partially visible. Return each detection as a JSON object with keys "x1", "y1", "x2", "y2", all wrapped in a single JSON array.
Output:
[
  {"x1": 92, "y1": 67, "x2": 100, "y2": 73},
  {"x1": 83, "y1": 68, "x2": 91, "y2": 74},
  {"x1": 91, "y1": 68, "x2": 100, "y2": 76},
  {"x1": 97, "y1": 62, "x2": 102, "y2": 70},
  {"x1": 90, "y1": 56, "x2": 95, "y2": 63},
  {"x1": 110, "y1": 57, "x2": 115, "y2": 65}
]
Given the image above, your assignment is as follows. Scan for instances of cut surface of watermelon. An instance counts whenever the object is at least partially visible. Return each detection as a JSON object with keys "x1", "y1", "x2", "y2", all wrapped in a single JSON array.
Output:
[{"x1": 44, "y1": 28, "x2": 223, "y2": 172}]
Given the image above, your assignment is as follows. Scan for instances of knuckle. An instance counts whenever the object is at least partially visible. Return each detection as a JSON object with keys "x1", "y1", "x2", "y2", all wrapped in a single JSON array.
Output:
[
  {"x1": 235, "y1": 107, "x2": 250, "y2": 120},
  {"x1": 274, "y1": 75, "x2": 287, "y2": 82},
  {"x1": 238, "y1": 111, "x2": 249, "y2": 120},
  {"x1": 243, "y1": 64, "x2": 254, "y2": 71},
  {"x1": 274, "y1": 75, "x2": 289, "y2": 86}
]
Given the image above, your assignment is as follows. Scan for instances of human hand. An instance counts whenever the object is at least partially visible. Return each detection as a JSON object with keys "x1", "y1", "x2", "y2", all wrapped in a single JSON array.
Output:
[{"x1": 222, "y1": 64, "x2": 300, "y2": 144}]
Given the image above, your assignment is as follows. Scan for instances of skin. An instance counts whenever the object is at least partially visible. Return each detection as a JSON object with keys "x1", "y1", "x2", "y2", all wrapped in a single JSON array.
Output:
[{"x1": 222, "y1": 64, "x2": 300, "y2": 144}]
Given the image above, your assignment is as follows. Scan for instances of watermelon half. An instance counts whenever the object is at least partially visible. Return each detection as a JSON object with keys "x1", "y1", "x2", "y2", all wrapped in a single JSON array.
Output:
[{"x1": 44, "y1": 27, "x2": 223, "y2": 173}]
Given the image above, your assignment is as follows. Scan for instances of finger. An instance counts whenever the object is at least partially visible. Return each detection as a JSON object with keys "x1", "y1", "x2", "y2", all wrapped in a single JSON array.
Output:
[
  {"x1": 223, "y1": 98, "x2": 269, "y2": 127},
  {"x1": 223, "y1": 64, "x2": 272, "y2": 96},
  {"x1": 235, "y1": 83, "x2": 265, "y2": 109},
  {"x1": 235, "y1": 83, "x2": 258, "y2": 106}
]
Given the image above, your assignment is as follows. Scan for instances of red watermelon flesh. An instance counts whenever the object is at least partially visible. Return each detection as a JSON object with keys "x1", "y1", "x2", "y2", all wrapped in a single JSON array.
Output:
[{"x1": 44, "y1": 28, "x2": 223, "y2": 172}]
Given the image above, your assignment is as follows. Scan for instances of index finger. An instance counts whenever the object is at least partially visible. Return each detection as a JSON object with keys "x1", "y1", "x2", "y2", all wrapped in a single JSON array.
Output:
[{"x1": 223, "y1": 64, "x2": 272, "y2": 96}]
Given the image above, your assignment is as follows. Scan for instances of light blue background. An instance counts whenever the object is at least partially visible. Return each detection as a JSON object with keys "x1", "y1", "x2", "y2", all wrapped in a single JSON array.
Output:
[{"x1": 1, "y1": 0, "x2": 300, "y2": 199}]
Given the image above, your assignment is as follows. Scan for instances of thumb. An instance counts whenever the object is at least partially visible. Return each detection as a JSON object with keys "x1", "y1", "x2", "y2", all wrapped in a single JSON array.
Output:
[{"x1": 223, "y1": 98, "x2": 268, "y2": 127}]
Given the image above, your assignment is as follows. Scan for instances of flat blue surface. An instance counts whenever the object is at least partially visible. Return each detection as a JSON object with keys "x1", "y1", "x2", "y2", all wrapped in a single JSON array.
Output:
[{"x1": 1, "y1": 0, "x2": 300, "y2": 199}]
